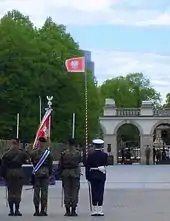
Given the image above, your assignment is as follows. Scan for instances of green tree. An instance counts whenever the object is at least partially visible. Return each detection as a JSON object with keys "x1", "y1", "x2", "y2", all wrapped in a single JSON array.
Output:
[
  {"x1": 163, "y1": 93, "x2": 170, "y2": 108},
  {"x1": 100, "y1": 73, "x2": 161, "y2": 108},
  {"x1": 0, "y1": 11, "x2": 100, "y2": 145},
  {"x1": 0, "y1": 10, "x2": 39, "y2": 140}
]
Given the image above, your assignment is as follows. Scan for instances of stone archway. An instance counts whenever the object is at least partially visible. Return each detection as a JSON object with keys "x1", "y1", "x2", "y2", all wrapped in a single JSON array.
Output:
[
  {"x1": 150, "y1": 120, "x2": 170, "y2": 135},
  {"x1": 151, "y1": 122, "x2": 170, "y2": 164},
  {"x1": 116, "y1": 123, "x2": 141, "y2": 164},
  {"x1": 113, "y1": 120, "x2": 143, "y2": 135},
  {"x1": 99, "y1": 98, "x2": 170, "y2": 165}
]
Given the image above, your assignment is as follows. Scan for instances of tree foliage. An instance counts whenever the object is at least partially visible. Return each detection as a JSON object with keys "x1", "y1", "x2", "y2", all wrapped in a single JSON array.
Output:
[
  {"x1": 100, "y1": 73, "x2": 161, "y2": 108},
  {"x1": 163, "y1": 93, "x2": 170, "y2": 108},
  {"x1": 0, "y1": 10, "x2": 163, "y2": 146},
  {"x1": 0, "y1": 10, "x2": 100, "y2": 144}
]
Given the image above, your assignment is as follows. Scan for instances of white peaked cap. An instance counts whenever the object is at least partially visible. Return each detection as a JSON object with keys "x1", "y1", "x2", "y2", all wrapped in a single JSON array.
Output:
[{"x1": 92, "y1": 139, "x2": 104, "y2": 145}]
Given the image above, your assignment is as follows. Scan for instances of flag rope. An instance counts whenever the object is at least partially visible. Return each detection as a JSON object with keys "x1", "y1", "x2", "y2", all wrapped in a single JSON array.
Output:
[{"x1": 84, "y1": 72, "x2": 88, "y2": 158}]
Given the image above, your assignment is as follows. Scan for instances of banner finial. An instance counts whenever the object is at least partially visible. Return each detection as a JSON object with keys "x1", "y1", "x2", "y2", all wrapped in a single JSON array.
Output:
[{"x1": 46, "y1": 96, "x2": 53, "y2": 109}]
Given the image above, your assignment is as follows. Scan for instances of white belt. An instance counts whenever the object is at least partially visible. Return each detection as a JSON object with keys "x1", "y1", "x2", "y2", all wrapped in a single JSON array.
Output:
[{"x1": 90, "y1": 166, "x2": 106, "y2": 174}]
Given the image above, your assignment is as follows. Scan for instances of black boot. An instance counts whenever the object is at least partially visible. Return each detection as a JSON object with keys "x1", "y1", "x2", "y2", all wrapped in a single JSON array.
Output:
[
  {"x1": 33, "y1": 206, "x2": 40, "y2": 216},
  {"x1": 71, "y1": 207, "x2": 78, "y2": 216},
  {"x1": 40, "y1": 206, "x2": 48, "y2": 216},
  {"x1": 14, "y1": 203, "x2": 22, "y2": 216},
  {"x1": 8, "y1": 202, "x2": 14, "y2": 216},
  {"x1": 64, "y1": 207, "x2": 71, "y2": 216}
]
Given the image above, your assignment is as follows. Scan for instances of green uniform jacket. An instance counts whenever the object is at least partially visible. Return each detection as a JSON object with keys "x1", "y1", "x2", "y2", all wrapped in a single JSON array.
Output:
[
  {"x1": 1, "y1": 148, "x2": 29, "y2": 179},
  {"x1": 58, "y1": 148, "x2": 81, "y2": 178},
  {"x1": 30, "y1": 148, "x2": 53, "y2": 178}
]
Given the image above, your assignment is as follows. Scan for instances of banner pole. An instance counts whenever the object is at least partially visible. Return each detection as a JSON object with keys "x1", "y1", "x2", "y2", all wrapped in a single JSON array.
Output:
[
  {"x1": 45, "y1": 96, "x2": 53, "y2": 213},
  {"x1": 16, "y1": 113, "x2": 20, "y2": 138},
  {"x1": 39, "y1": 96, "x2": 42, "y2": 123},
  {"x1": 72, "y1": 113, "x2": 76, "y2": 139},
  {"x1": 46, "y1": 96, "x2": 53, "y2": 148}
]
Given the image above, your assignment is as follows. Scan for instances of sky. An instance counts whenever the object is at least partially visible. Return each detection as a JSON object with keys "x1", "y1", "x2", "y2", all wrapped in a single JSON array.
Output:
[{"x1": 0, "y1": 0, "x2": 170, "y2": 103}]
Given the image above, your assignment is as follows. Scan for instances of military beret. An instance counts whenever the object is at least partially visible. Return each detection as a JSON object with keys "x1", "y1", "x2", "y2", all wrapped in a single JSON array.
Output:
[
  {"x1": 39, "y1": 137, "x2": 47, "y2": 143},
  {"x1": 12, "y1": 138, "x2": 20, "y2": 144}
]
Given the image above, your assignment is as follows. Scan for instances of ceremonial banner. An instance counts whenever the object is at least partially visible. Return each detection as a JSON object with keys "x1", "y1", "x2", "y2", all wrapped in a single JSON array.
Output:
[
  {"x1": 33, "y1": 108, "x2": 52, "y2": 149},
  {"x1": 65, "y1": 57, "x2": 85, "y2": 72}
]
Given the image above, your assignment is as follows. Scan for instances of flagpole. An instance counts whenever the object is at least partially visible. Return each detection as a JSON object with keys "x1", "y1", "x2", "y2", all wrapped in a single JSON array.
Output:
[
  {"x1": 39, "y1": 96, "x2": 42, "y2": 123},
  {"x1": 84, "y1": 71, "x2": 92, "y2": 212},
  {"x1": 16, "y1": 113, "x2": 20, "y2": 138},
  {"x1": 72, "y1": 113, "x2": 76, "y2": 139},
  {"x1": 44, "y1": 96, "x2": 53, "y2": 213},
  {"x1": 46, "y1": 96, "x2": 53, "y2": 148},
  {"x1": 65, "y1": 56, "x2": 91, "y2": 211}
]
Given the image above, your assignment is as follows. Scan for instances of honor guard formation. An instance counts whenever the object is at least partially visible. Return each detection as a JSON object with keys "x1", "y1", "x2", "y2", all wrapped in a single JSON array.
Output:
[{"x1": 0, "y1": 136, "x2": 108, "y2": 217}]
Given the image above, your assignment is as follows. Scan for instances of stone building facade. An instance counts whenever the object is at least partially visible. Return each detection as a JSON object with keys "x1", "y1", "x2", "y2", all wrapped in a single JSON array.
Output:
[{"x1": 100, "y1": 99, "x2": 170, "y2": 164}]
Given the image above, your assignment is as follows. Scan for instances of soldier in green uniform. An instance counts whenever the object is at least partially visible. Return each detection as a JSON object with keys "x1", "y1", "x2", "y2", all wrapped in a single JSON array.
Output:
[
  {"x1": 30, "y1": 137, "x2": 53, "y2": 216},
  {"x1": 1, "y1": 138, "x2": 30, "y2": 216},
  {"x1": 58, "y1": 138, "x2": 81, "y2": 216}
]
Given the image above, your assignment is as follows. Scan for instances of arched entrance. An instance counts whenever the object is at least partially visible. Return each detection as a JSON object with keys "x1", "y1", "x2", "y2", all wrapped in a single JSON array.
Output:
[
  {"x1": 117, "y1": 124, "x2": 140, "y2": 164},
  {"x1": 153, "y1": 123, "x2": 170, "y2": 164}
]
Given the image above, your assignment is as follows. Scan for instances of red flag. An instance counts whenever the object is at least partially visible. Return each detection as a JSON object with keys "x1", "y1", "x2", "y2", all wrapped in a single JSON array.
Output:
[
  {"x1": 65, "y1": 57, "x2": 85, "y2": 72},
  {"x1": 33, "y1": 109, "x2": 52, "y2": 149}
]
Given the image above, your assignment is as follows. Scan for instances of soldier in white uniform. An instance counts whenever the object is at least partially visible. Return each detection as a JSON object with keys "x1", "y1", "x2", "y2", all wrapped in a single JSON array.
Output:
[{"x1": 85, "y1": 139, "x2": 108, "y2": 216}]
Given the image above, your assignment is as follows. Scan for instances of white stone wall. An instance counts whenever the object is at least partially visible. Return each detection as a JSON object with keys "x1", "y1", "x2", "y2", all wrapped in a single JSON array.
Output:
[{"x1": 100, "y1": 98, "x2": 170, "y2": 165}]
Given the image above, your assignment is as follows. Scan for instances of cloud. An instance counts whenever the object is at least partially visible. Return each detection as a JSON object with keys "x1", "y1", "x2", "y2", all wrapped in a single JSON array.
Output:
[
  {"x1": 0, "y1": 0, "x2": 170, "y2": 26},
  {"x1": 0, "y1": 0, "x2": 169, "y2": 102},
  {"x1": 137, "y1": 12, "x2": 170, "y2": 26},
  {"x1": 90, "y1": 49, "x2": 170, "y2": 102}
]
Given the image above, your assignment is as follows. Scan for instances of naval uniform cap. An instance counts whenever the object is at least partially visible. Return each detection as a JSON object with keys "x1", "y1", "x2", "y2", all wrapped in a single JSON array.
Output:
[{"x1": 92, "y1": 139, "x2": 104, "y2": 145}]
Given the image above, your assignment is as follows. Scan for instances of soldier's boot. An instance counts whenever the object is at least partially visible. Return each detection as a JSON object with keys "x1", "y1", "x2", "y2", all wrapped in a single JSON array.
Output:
[
  {"x1": 33, "y1": 206, "x2": 40, "y2": 216},
  {"x1": 14, "y1": 203, "x2": 22, "y2": 216},
  {"x1": 40, "y1": 206, "x2": 48, "y2": 216},
  {"x1": 71, "y1": 207, "x2": 78, "y2": 216},
  {"x1": 64, "y1": 207, "x2": 71, "y2": 216},
  {"x1": 8, "y1": 202, "x2": 14, "y2": 216}
]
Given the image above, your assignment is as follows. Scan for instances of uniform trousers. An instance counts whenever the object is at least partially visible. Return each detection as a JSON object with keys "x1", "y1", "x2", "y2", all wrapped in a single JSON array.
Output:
[
  {"x1": 62, "y1": 177, "x2": 80, "y2": 208},
  {"x1": 6, "y1": 178, "x2": 23, "y2": 203},
  {"x1": 90, "y1": 179, "x2": 105, "y2": 206},
  {"x1": 33, "y1": 177, "x2": 49, "y2": 209}
]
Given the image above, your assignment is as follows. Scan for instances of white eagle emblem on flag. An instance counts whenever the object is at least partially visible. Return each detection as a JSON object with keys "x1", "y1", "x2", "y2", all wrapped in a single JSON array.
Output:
[{"x1": 71, "y1": 60, "x2": 78, "y2": 69}]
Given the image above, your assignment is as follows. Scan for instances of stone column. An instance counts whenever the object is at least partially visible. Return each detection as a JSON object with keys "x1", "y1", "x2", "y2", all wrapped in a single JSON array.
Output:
[
  {"x1": 104, "y1": 134, "x2": 117, "y2": 164},
  {"x1": 140, "y1": 134, "x2": 153, "y2": 164}
]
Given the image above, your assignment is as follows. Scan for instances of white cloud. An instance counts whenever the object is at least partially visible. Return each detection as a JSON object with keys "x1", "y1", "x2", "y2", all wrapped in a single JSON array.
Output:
[
  {"x1": 0, "y1": 0, "x2": 170, "y2": 26},
  {"x1": 137, "y1": 12, "x2": 170, "y2": 26},
  {"x1": 91, "y1": 49, "x2": 170, "y2": 102},
  {"x1": 0, "y1": 0, "x2": 169, "y2": 102}
]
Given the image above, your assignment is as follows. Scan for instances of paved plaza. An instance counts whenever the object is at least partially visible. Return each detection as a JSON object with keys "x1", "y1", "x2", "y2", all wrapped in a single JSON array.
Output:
[{"x1": 0, "y1": 165, "x2": 170, "y2": 221}]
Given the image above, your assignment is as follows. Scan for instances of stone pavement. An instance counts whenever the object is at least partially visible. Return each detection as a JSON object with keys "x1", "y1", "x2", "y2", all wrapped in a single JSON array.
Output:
[
  {"x1": 0, "y1": 186, "x2": 170, "y2": 221},
  {"x1": 81, "y1": 165, "x2": 170, "y2": 189},
  {"x1": 0, "y1": 165, "x2": 170, "y2": 221}
]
